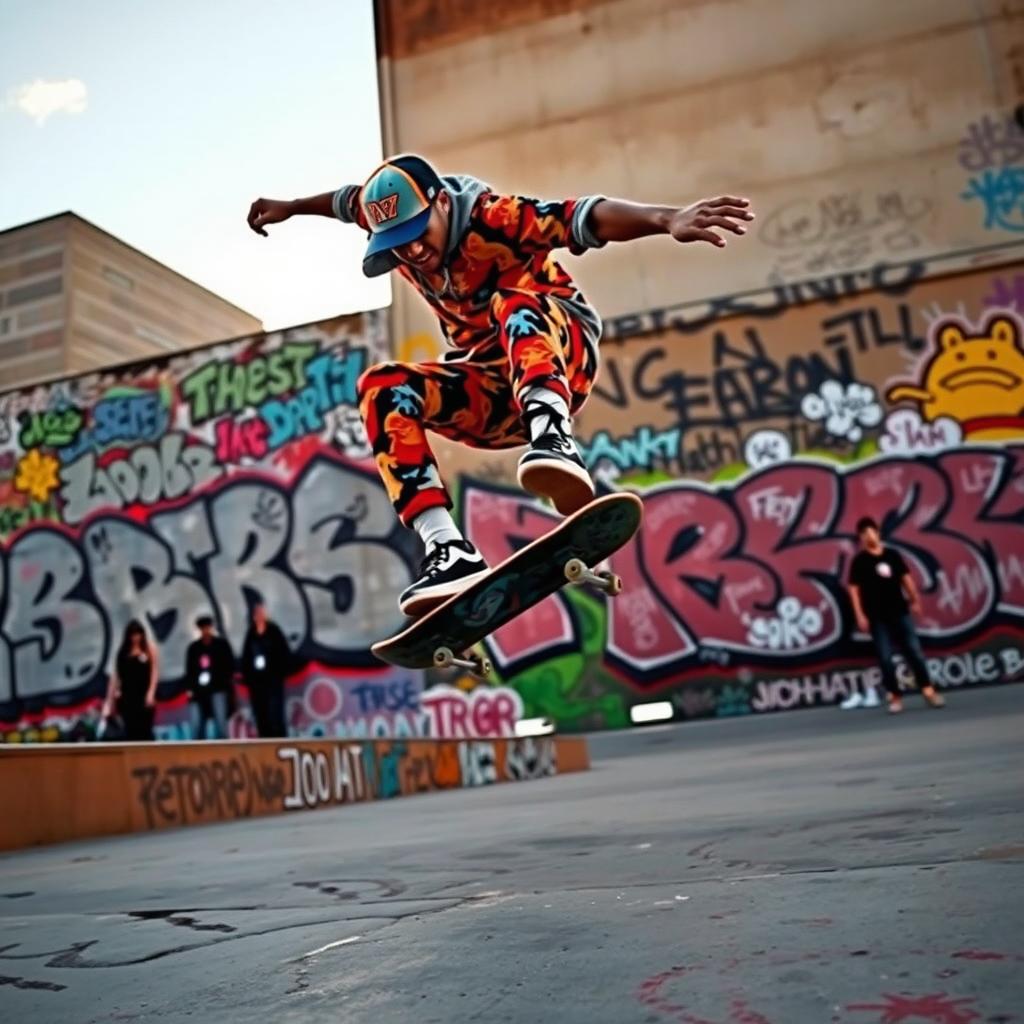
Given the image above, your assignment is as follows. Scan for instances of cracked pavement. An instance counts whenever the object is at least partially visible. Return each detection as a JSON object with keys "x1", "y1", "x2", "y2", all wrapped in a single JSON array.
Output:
[{"x1": 0, "y1": 685, "x2": 1021, "y2": 1023}]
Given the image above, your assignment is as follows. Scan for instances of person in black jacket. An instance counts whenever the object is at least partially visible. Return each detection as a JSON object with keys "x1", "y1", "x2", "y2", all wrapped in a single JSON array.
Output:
[
  {"x1": 184, "y1": 615, "x2": 235, "y2": 740},
  {"x1": 242, "y1": 602, "x2": 290, "y2": 737},
  {"x1": 102, "y1": 619, "x2": 159, "y2": 741},
  {"x1": 848, "y1": 517, "x2": 946, "y2": 715}
]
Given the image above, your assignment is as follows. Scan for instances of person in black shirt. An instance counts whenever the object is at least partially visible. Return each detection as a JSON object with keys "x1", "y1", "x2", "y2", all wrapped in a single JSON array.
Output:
[
  {"x1": 242, "y1": 602, "x2": 290, "y2": 737},
  {"x1": 185, "y1": 615, "x2": 235, "y2": 739},
  {"x1": 848, "y1": 516, "x2": 946, "y2": 714},
  {"x1": 102, "y1": 619, "x2": 158, "y2": 741}
]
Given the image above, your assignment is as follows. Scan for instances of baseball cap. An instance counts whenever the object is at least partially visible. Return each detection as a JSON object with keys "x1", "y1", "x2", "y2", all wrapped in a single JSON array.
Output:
[{"x1": 360, "y1": 154, "x2": 444, "y2": 277}]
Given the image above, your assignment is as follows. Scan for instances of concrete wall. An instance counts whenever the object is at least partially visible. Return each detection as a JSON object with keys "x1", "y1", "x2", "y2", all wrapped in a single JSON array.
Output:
[
  {"x1": 375, "y1": 0, "x2": 1024, "y2": 351},
  {"x1": 0, "y1": 735, "x2": 589, "y2": 850}
]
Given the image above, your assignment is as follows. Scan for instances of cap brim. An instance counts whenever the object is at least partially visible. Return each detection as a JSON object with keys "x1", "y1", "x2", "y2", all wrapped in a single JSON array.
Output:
[{"x1": 362, "y1": 206, "x2": 431, "y2": 278}]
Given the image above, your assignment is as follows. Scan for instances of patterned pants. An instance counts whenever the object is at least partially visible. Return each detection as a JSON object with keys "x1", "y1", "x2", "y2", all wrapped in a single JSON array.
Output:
[{"x1": 358, "y1": 290, "x2": 598, "y2": 525}]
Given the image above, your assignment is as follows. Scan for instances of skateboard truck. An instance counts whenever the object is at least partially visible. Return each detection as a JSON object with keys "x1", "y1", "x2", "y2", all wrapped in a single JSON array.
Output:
[
  {"x1": 564, "y1": 558, "x2": 623, "y2": 595},
  {"x1": 433, "y1": 645, "x2": 493, "y2": 680}
]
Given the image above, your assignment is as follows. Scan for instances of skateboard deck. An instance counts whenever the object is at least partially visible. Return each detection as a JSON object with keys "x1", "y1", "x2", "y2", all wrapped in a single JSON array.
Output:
[{"x1": 372, "y1": 492, "x2": 643, "y2": 672}]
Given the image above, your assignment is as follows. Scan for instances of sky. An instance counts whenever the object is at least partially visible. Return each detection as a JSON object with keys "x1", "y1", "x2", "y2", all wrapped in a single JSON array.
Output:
[{"x1": 0, "y1": 0, "x2": 391, "y2": 330}]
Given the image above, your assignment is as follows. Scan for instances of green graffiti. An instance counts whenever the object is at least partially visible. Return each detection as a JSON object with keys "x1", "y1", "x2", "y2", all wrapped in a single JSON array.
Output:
[
  {"x1": 17, "y1": 407, "x2": 84, "y2": 449},
  {"x1": 715, "y1": 684, "x2": 753, "y2": 717},
  {"x1": 498, "y1": 589, "x2": 628, "y2": 730},
  {"x1": 180, "y1": 341, "x2": 318, "y2": 423},
  {"x1": 0, "y1": 497, "x2": 60, "y2": 538}
]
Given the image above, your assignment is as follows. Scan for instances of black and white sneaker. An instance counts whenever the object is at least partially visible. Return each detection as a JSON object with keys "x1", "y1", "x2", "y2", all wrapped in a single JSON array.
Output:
[
  {"x1": 517, "y1": 403, "x2": 595, "y2": 516},
  {"x1": 399, "y1": 540, "x2": 490, "y2": 617}
]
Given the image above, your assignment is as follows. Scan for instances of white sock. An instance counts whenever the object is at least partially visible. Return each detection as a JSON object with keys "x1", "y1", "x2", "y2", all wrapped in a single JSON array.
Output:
[
  {"x1": 521, "y1": 386, "x2": 572, "y2": 442},
  {"x1": 411, "y1": 506, "x2": 462, "y2": 552}
]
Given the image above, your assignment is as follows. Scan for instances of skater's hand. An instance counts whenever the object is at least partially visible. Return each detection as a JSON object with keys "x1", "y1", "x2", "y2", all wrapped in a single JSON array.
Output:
[
  {"x1": 247, "y1": 198, "x2": 294, "y2": 237},
  {"x1": 855, "y1": 613, "x2": 870, "y2": 634},
  {"x1": 668, "y1": 197, "x2": 753, "y2": 248},
  {"x1": 145, "y1": 692, "x2": 157, "y2": 709},
  {"x1": 908, "y1": 599, "x2": 922, "y2": 618}
]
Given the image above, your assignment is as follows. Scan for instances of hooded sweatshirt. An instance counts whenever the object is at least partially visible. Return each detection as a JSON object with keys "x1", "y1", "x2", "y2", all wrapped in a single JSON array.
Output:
[{"x1": 332, "y1": 175, "x2": 605, "y2": 363}]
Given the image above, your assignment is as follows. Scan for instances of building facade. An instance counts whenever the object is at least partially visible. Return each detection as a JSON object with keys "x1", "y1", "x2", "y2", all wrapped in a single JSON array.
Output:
[{"x1": 0, "y1": 213, "x2": 262, "y2": 389}]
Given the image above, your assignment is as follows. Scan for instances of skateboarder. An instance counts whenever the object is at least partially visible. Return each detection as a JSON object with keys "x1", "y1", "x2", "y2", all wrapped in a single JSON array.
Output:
[
  {"x1": 248, "y1": 155, "x2": 753, "y2": 614},
  {"x1": 848, "y1": 516, "x2": 946, "y2": 714}
]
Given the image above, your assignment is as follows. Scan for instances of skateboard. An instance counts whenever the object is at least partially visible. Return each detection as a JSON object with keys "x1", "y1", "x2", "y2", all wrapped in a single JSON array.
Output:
[{"x1": 371, "y1": 492, "x2": 643, "y2": 677}]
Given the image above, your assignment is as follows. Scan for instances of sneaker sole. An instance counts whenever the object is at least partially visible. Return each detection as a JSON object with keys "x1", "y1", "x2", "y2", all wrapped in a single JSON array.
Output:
[
  {"x1": 518, "y1": 457, "x2": 595, "y2": 516},
  {"x1": 399, "y1": 566, "x2": 492, "y2": 618}
]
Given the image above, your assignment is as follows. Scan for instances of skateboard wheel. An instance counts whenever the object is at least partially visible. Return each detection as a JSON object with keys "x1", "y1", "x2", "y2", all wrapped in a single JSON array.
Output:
[
  {"x1": 433, "y1": 646, "x2": 455, "y2": 668},
  {"x1": 565, "y1": 558, "x2": 587, "y2": 583},
  {"x1": 602, "y1": 572, "x2": 623, "y2": 596}
]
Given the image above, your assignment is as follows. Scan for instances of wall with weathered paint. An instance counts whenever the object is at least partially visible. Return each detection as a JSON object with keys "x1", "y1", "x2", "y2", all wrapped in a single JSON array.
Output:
[
  {"x1": 375, "y1": 0, "x2": 1024, "y2": 356},
  {"x1": 450, "y1": 253, "x2": 1024, "y2": 727},
  {"x1": 0, "y1": 735, "x2": 589, "y2": 850}
]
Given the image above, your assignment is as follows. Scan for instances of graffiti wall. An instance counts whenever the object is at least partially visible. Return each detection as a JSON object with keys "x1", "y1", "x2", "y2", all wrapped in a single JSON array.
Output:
[
  {"x1": 0, "y1": 313, "x2": 527, "y2": 743},
  {"x1": 449, "y1": 248, "x2": 1024, "y2": 728},
  {"x1": 0, "y1": 734, "x2": 589, "y2": 849}
]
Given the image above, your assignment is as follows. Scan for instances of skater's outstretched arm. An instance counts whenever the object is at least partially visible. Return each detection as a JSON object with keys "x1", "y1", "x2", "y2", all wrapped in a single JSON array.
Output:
[
  {"x1": 588, "y1": 196, "x2": 754, "y2": 248},
  {"x1": 248, "y1": 185, "x2": 369, "y2": 236}
]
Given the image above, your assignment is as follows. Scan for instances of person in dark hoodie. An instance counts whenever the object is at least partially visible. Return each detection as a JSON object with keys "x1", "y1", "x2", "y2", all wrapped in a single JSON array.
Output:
[
  {"x1": 241, "y1": 602, "x2": 290, "y2": 738},
  {"x1": 248, "y1": 155, "x2": 753, "y2": 616},
  {"x1": 184, "y1": 615, "x2": 235, "y2": 740}
]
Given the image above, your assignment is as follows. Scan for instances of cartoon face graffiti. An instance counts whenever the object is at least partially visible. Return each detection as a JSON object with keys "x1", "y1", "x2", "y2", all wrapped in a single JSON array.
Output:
[{"x1": 886, "y1": 314, "x2": 1024, "y2": 440}]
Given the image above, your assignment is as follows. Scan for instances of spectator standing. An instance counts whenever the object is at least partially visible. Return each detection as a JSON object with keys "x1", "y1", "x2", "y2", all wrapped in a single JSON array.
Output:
[
  {"x1": 185, "y1": 615, "x2": 235, "y2": 739},
  {"x1": 102, "y1": 619, "x2": 158, "y2": 740},
  {"x1": 242, "y1": 602, "x2": 290, "y2": 737},
  {"x1": 848, "y1": 517, "x2": 946, "y2": 715}
]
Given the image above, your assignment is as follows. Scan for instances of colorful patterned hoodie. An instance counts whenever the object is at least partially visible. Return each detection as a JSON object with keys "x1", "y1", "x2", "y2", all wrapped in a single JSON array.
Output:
[{"x1": 332, "y1": 175, "x2": 605, "y2": 360}]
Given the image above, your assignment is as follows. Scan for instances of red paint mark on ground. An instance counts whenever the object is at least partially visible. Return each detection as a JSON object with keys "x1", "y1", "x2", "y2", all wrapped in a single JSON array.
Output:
[
  {"x1": 636, "y1": 967, "x2": 778, "y2": 1024},
  {"x1": 951, "y1": 950, "x2": 1007, "y2": 961},
  {"x1": 847, "y1": 993, "x2": 982, "y2": 1024}
]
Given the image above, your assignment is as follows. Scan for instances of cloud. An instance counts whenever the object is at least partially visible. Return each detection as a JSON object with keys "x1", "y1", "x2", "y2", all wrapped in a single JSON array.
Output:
[
  {"x1": 801, "y1": 379, "x2": 883, "y2": 443},
  {"x1": 8, "y1": 78, "x2": 88, "y2": 124}
]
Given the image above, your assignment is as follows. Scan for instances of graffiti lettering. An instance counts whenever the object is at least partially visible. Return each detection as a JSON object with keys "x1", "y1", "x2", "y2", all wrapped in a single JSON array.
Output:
[
  {"x1": 419, "y1": 684, "x2": 522, "y2": 739},
  {"x1": 581, "y1": 426, "x2": 681, "y2": 473},
  {"x1": 18, "y1": 407, "x2": 83, "y2": 450},
  {"x1": 60, "y1": 433, "x2": 222, "y2": 525},
  {"x1": 260, "y1": 350, "x2": 366, "y2": 451},
  {"x1": 278, "y1": 744, "x2": 368, "y2": 809},
  {"x1": 179, "y1": 342, "x2": 317, "y2": 424},
  {"x1": 962, "y1": 166, "x2": 1024, "y2": 233},
  {"x1": 59, "y1": 393, "x2": 168, "y2": 461},
  {"x1": 463, "y1": 446, "x2": 1024, "y2": 685},
  {"x1": 957, "y1": 113, "x2": 1024, "y2": 172},
  {"x1": 598, "y1": 329, "x2": 855, "y2": 431},
  {"x1": 213, "y1": 416, "x2": 269, "y2": 463},
  {"x1": 0, "y1": 454, "x2": 418, "y2": 720},
  {"x1": 132, "y1": 755, "x2": 288, "y2": 828},
  {"x1": 821, "y1": 302, "x2": 926, "y2": 354}
]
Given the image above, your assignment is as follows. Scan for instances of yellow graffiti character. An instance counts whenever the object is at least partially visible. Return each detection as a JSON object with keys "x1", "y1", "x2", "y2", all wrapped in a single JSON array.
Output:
[
  {"x1": 886, "y1": 314, "x2": 1024, "y2": 440},
  {"x1": 14, "y1": 449, "x2": 61, "y2": 502}
]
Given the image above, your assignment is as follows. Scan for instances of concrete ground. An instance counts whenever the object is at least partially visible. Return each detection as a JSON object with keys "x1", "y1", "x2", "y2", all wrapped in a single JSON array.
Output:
[{"x1": 1, "y1": 686, "x2": 1021, "y2": 1024}]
